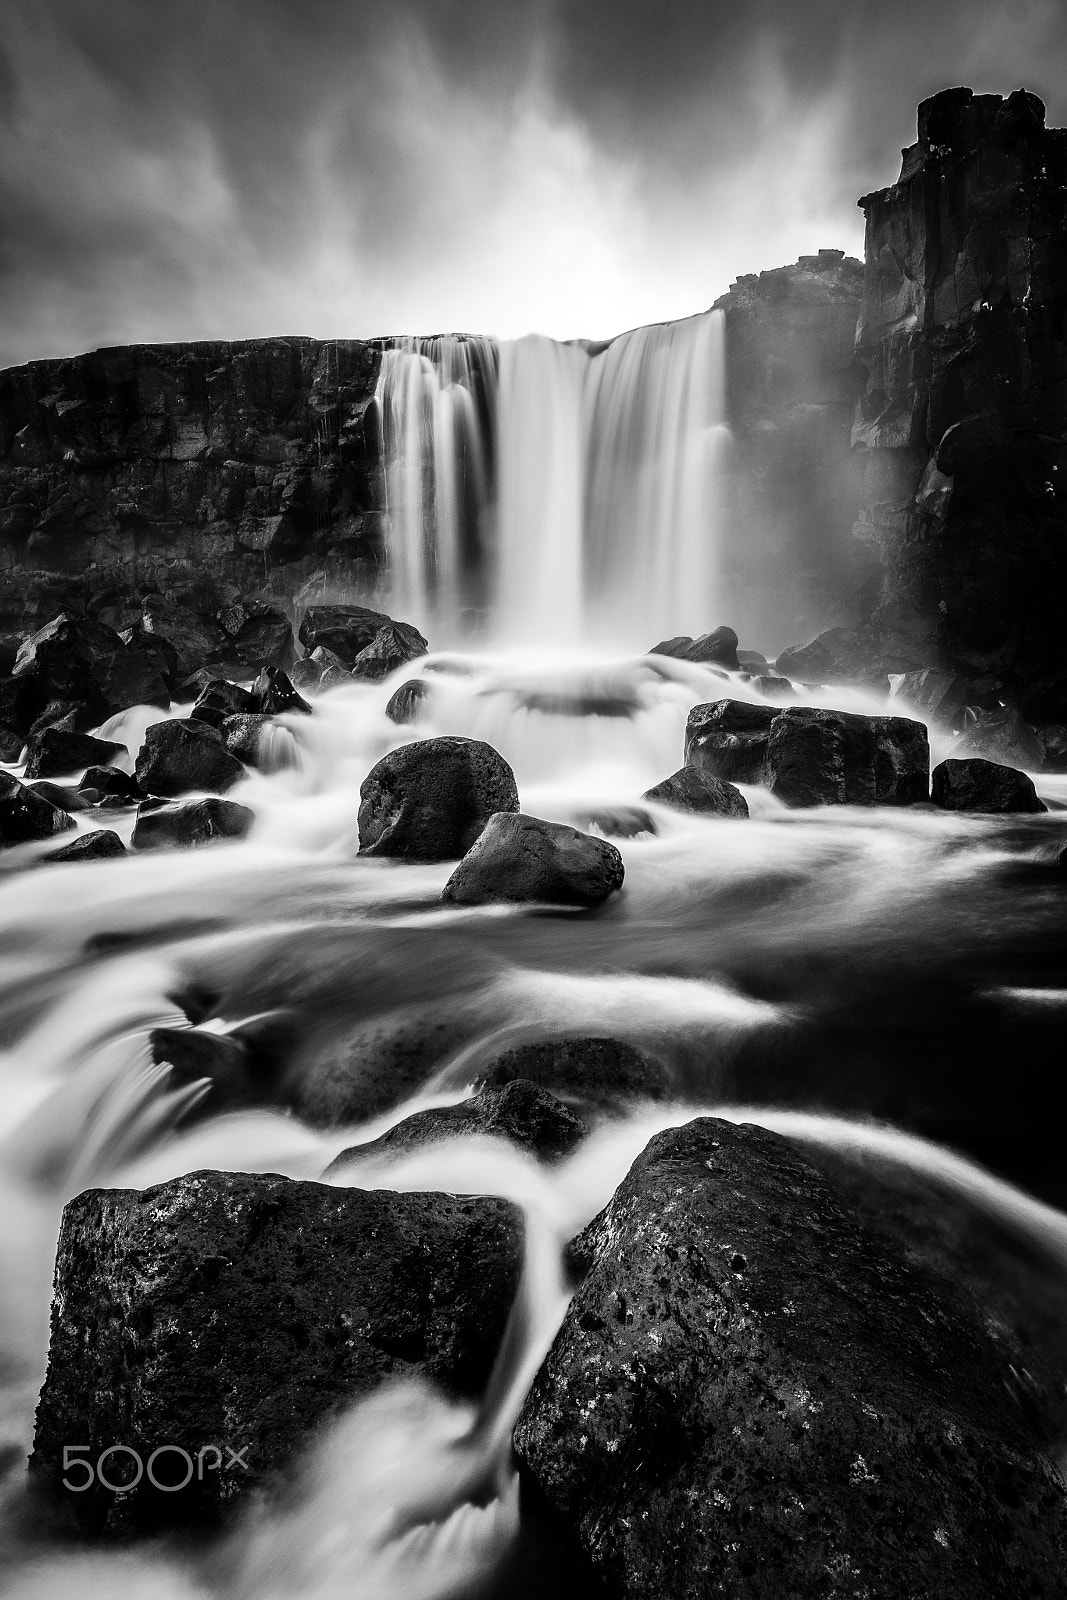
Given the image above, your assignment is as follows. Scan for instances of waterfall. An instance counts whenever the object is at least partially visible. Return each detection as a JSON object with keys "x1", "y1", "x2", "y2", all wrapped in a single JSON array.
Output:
[
  {"x1": 373, "y1": 336, "x2": 497, "y2": 637},
  {"x1": 373, "y1": 309, "x2": 729, "y2": 648}
]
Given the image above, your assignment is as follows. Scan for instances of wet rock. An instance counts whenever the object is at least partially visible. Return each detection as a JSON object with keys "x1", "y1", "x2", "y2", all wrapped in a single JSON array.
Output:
[
  {"x1": 764, "y1": 706, "x2": 930, "y2": 807},
  {"x1": 22, "y1": 726, "x2": 126, "y2": 779},
  {"x1": 288, "y1": 656, "x2": 324, "y2": 691},
  {"x1": 142, "y1": 594, "x2": 229, "y2": 678},
  {"x1": 219, "y1": 713, "x2": 272, "y2": 766},
  {"x1": 97, "y1": 642, "x2": 171, "y2": 714},
  {"x1": 514, "y1": 1118, "x2": 1067, "y2": 1600},
  {"x1": 119, "y1": 623, "x2": 179, "y2": 689},
  {"x1": 931, "y1": 757, "x2": 1047, "y2": 814},
  {"x1": 326, "y1": 1080, "x2": 587, "y2": 1174},
  {"x1": 477, "y1": 1036, "x2": 670, "y2": 1112},
  {"x1": 149, "y1": 1027, "x2": 257, "y2": 1114},
  {"x1": 131, "y1": 795, "x2": 256, "y2": 850},
  {"x1": 12, "y1": 612, "x2": 122, "y2": 703},
  {"x1": 890, "y1": 668, "x2": 970, "y2": 722},
  {"x1": 643, "y1": 766, "x2": 749, "y2": 817},
  {"x1": 574, "y1": 805, "x2": 656, "y2": 840},
  {"x1": 948, "y1": 706, "x2": 1046, "y2": 772},
  {"x1": 43, "y1": 829, "x2": 127, "y2": 863},
  {"x1": 78, "y1": 765, "x2": 143, "y2": 802},
  {"x1": 252, "y1": 666, "x2": 312, "y2": 716},
  {"x1": 298, "y1": 604, "x2": 398, "y2": 667},
  {"x1": 284, "y1": 1010, "x2": 471, "y2": 1128},
  {"x1": 358, "y1": 736, "x2": 519, "y2": 862},
  {"x1": 26, "y1": 695, "x2": 108, "y2": 737},
  {"x1": 28, "y1": 780, "x2": 92, "y2": 813},
  {"x1": 0, "y1": 772, "x2": 76, "y2": 847},
  {"x1": 650, "y1": 625, "x2": 740, "y2": 671},
  {"x1": 134, "y1": 718, "x2": 245, "y2": 797},
  {"x1": 217, "y1": 602, "x2": 296, "y2": 670},
  {"x1": 190, "y1": 678, "x2": 257, "y2": 729},
  {"x1": 684, "y1": 699, "x2": 778, "y2": 783},
  {"x1": 442, "y1": 813, "x2": 624, "y2": 908},
  {"x1": 386, "y1": 677, "x2": 432, "y2": 724},
  {"x1": 31, "y1": 1171, "x2": 523, "y2": 1534},
  {"x1": 349, "y1": 620, "x2": 429, "y2": 682}
]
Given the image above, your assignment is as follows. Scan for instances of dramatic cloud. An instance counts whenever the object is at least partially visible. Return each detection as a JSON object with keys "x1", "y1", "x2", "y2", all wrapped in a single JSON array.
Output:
[{"x1": 1, "y1": 0, "x2": 1066, "y2": 363}]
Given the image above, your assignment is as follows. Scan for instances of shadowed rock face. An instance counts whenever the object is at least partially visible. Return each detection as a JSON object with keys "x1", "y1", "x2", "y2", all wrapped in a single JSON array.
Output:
[
  {"x1": 854, "y1": 88, "x2": 1067, "y2": 730},
  {"x1": 31, "y1": 1171, "x2": 523, "y2": 1536},
  {"x1": 514, "y1": 1118, "x2": 1067, "y2": 1600}
]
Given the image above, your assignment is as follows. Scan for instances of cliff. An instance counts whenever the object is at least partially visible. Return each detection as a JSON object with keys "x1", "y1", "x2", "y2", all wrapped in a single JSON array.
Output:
[
  {"x1": 853, "y1": 87, "x2": 1067, "y2": 726},
  {"x1": 0, "y1": 338, "x2": 384, "y2": 647}
]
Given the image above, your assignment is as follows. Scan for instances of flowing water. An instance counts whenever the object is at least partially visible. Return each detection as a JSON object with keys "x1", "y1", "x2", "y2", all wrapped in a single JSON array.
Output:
[{"x1": 2, "y1": 314, "x2": 1067, "y2": 1594}]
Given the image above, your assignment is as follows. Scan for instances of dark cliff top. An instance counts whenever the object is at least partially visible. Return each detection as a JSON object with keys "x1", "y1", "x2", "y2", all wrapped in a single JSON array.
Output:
[
  {"x1": 859, "y1": 85, "x2": 1067, "y2": 208},
  {"x1": 713, "y1": 251, "x2": 864, "y2": 314}
]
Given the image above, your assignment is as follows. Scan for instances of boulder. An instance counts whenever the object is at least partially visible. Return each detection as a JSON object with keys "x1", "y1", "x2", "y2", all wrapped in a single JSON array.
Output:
[
  {"x1": 650, "y1": 626, "x2": 740, "y2": 671},
  {"x1": 22, "y1": 726, "x2": 126, "y2": 779},
  {"x1": 28, "y1": 780, "x2": 91, "y2": 813},
  {"x1": 43, "y1": 829, "x2": 127, "y2": 864},
  {"x1": 288, "y1": 657, "x2": 324, "y2": 691},
  {"x1": 190, "y1": 678, "x2": 258, "y2": 729},
  {"x1": 325, "y1": 1080, "x2": 587, "y2": 1174},
  {"x1": 763, "y1": 706, "x2": 930, "y2": 806},
  {"x1": 131, "y1": 796, "x2": 256, "y2": 850},
  {"x1": 251, "y1": 666, "x2": 312, "y2": 716},
  {"x1": 442, "y1": 813, "x2": 625, "y2": 908},
  {"x1": 217, "y1": 602, "x2": 296, "y2": 670},
  {"x1": 219, "y1": 713, "x2": 272, "y2": 766},
  {"x1": 78, "y1": 764, "x2": 143, "y2": 802},
  {"x1": 12, "y1": 612, "x2": 122, "y2": 702},
  {"x1": 574, "y1": 805, "x2": 656, "y2": 839},
  {"x1": 948, "y1": 707, "x2": 1046, "y2": 772},
  {"x1": 684, "y1": 699, "x2": 778, "y2": 783},
  {"x1": 476, "y1": 1036, "x2": 670, "y2": 1112},
  {"x1": 134, "y1": 718, "x2": 245, "y2": 797},
  {"x1": 297, "y1": 604, "x2": 425, "y2": 669},
  {"x1": 0, "y1": 772, "x2": 76, "y2": 848},
  {"x1": 514, "y1": 1118, "x2": 1067, "y2": 1600},
  {"x1": 282, "y1": 1009, "x2": 471, "y2": 1128},
  {"x1": 119, "y1": 623, "x2": 180, "y2": 688},
  {"x1": 931, "y1": 757, "x2": 1047, "y2": 814},
  {"x1": 31, "y1": 1171, "x2": 523, "y2": 1534},
  {"x1": 142, "y1": 594, "x2": 229, "y2": 678},
  {"x1": 358, "y1": 736, "x2": 519, "y2": 862},
  {"x1": 349, "y1": 621, "x2": 429, "y2": 682},
  {"x1": 891, "y1": 668, "x2": 970, "y2": 721},
  {"x1": 149, "y1": 1027, "x2": 257, "y2": 1114},
  {"x1": 642, "y1": 766, "x2": 748, "y2": 817},
  {"x1": 386, "y1": 678, "x2": 432, "y2": 725}
]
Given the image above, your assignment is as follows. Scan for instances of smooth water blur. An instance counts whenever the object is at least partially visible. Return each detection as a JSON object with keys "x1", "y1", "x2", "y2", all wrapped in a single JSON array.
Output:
[{"x1": 1, "y1": 647, "x2": 1066, "y2": 1597}]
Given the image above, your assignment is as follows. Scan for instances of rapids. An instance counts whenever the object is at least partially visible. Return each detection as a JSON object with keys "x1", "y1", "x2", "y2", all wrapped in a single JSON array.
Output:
[{"x1": 1, "y1": 647, "x2": 1067, "y2": 1597}]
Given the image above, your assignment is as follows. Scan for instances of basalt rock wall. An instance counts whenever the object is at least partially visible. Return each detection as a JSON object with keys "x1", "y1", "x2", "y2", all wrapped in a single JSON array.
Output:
[
  {"x1": 0, "y1": 337, "x2": 385, "y2": 648},
  {"x1": 853, "y1": 87, "x2": 1067, "y2": 724}
]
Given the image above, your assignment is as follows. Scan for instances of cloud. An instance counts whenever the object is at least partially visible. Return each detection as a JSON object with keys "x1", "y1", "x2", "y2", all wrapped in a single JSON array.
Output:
[{"x1": 1, "y1": 0, "x2": 1066, "y2": 364}]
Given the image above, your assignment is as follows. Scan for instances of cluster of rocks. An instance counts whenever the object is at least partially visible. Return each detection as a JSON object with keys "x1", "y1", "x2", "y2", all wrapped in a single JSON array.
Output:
[
  {"x1": 28, "y1": 1112, "x2": 1067, "y2": 1595},
  {"x1": 0, "y1": 600, "x2": 430, "y2": 860}
]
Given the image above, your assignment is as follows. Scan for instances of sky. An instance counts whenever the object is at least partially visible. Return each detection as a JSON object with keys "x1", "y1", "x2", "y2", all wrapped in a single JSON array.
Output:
[{"x1": 1, "y1": 0, "x2": 1067, "y2": 366}]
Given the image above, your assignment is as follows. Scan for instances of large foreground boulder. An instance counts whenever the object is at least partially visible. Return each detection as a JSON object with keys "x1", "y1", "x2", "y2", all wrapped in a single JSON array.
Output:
[
  {"x1": 515, "y1": 1119, "x2": 1067, "y2": 1599},
  {"x1": 643, "y1": 766, "x2": 748, "y2": 817},
  {"x1": 325, "y1": 1080, "x2": 587, "y2": 1173},
  {"x1": 135, "y1": 719, "x2": 246, "y2": 797},
  {"x1": 476, "y1": 1036, "x2": 670, "y2": 1113},
  {"x1": 0, "y1": 772, "x2": 76, "y2": 848},
  {"x1": 358, "y1": 736, "x2": 518, "y2": 862},
  {"x1": 932, "y1": 757, "x2": 1047, "y2": 814},
  {"x1": 31, "y1": 1171, "x2": 523, "y2": 1535},
  {"x1": 442, "y1": 813, "x2": 624, "y2": 907},
  {"x1": 131, "y1": 796, "x2": 255, "y2": 850},
  {"x1": 686, "y1": 699, "x2": 930, "y2": 806}
]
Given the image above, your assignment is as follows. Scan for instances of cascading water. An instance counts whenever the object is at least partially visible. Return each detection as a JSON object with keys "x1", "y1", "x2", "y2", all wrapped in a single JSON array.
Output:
[{"x1": 374, "y1": 309, "x2": 729, "y2": 647}]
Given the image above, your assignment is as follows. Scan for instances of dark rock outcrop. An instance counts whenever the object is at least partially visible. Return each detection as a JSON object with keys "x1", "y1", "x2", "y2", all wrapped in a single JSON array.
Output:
[
  {"x1": 131, "y1": 795, "x2": 256, "y2": 850},
  {"x1": 931, "y1": 757, "x2": 1047, "y2": 814},
  {"x1": 514, "y1": 1118, "x2": 1067, "y2": 1600},
  {"x1": 251, "y1": 665, "x2": 312, "y2": 716},
  {"x1": 477, "y1": 1037, "x2": 670, "y2": 1112},
  {"x1": 31, "y1": 1170, "x2": 523, "y2": 1534},
  {"x1": 642, "y1": 766, "x2": 748, "y2": 817},
  {"x1": 29, "y1": 779, "x2": 91, "y2": 813},
  {"x1": 43, "y1": 829, "x2": 127, "y2": 863},
  {"x1": 853, "y1": 88, "x2": 1067, "y2": 739},
  {"x1": 685, "y1": 698, "x2": 930, "y2": 806},
  {"x1": 79, "y1": 764, "x2": 142, "y2": 801},
  {"x1": 190, "y1": 678, "x2": 257, "y2": 728},
  {"x1": 0, "y1": 772, "x2": 76, "y2": 848},
  {"x1": 134, "y1": 718, "x2": 245, "y2": 797},
  {"x1": 442, "y1": 812, "x2": 625, "y2": 907},
  {"x1": 325, "y1": 1080, "x2": 587, "y2": 1173},
  {"x1": 358, "y1": 736, "x2": 519, "y2": 862},
  {"x1": 649, "y1": 626, "x2": 740, "y2": 671},
  {"x1": 22, "y1": 726, "x2": 125, "y2": 779}
]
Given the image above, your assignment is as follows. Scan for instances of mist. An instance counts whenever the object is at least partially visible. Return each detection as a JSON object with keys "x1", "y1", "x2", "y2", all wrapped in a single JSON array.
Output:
[{"x1": 2, "y1": 0, "x2": 1067, "y2": 364}]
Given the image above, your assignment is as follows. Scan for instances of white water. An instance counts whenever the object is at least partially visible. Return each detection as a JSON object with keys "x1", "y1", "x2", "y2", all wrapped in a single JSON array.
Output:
[{"x1": 374, "y1": 310, "x2": 729, "y2": 648}]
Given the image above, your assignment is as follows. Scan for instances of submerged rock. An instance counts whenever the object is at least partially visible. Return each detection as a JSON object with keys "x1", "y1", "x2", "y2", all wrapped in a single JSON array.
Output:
[
  {"x1": 515, "y1": 1118, "x2": 1067, "y2": 1600},
  {"x1": 22, "y1": 726, "x2": 125, "y2": 779},
  {"x1": 131, "y1": 796, "x2": 255, "y2": 850},
  {"x1": 477, "y1": 1036, "x2": 670, "y2": 1112},
  {"x1": 43, "y1": 829, "x2": 127, "y2": 863},
  {"x1": 134, "y1": 718, "x2": 245, "y2": 798},
  {"x1": 0, "y1": 772, "x2": 76, "y2": 848},
  {"x1": 31, "y1": 1171, "x2": 523, "y2": 1534},
  {"x1": 643, "y1": 766, "x2": 748, "y2": 817},
  {"x1": 358, "y1": 736, "x2": 519, "y2": 862},
  {"x1": 931, "y1": 757, "x2": 1047, "y2": 814},
  {"x1": 149, "y1": 1026, "x2": 257, "y2": 1114},
  {"x1": 386, "y1": 677, "x2": 432, "y2": 724},
  {"x1": 283, "y1": 1009, "x2": 472, "y2": 1128},
  {"x1": 442, "y1": 812, "x2": 624, "y2": 908},
  {"x1": 325, "y1": 1080, "x2": 587, "y2": 1173}
]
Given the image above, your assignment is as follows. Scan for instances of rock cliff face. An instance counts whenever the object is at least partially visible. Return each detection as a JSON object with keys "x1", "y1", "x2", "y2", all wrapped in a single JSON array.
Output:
[
  {"x1": 0, "y1": 337, "x2": 384, "y2": 647},
  {"x1": 853, "y1": 88, "x2": 1067, "y2": 726},
  {"x1": 713, "y1": 251, "x2": 868, "y2": 650}
]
